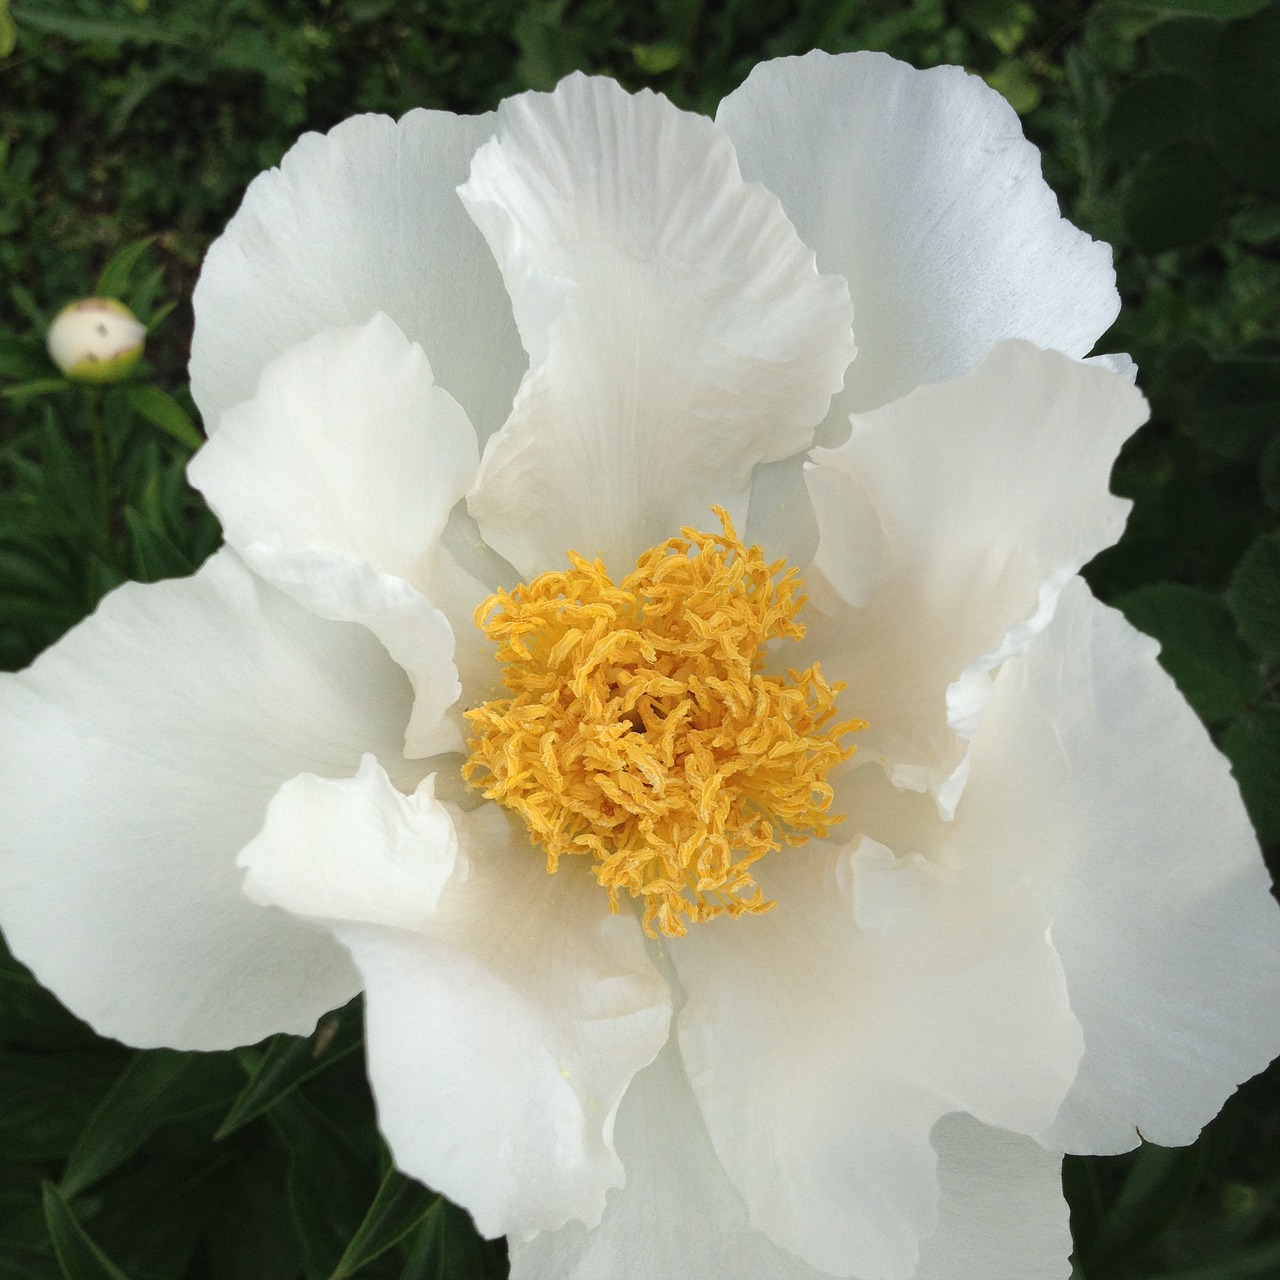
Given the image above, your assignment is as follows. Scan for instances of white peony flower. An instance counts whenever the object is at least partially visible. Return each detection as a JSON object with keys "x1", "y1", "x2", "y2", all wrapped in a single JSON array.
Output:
[{"x1": 4, "y1": 51, "x2": 1280, "y2": 1280}]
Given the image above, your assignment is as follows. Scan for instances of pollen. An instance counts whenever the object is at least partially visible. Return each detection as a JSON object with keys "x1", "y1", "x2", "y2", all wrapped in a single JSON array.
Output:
[{"x1": 462, "y1": 509, "x2": 865, "y2": 938}]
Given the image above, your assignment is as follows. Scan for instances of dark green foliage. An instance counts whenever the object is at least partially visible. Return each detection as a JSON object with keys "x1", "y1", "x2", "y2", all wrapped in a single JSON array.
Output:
[
  {"x1": 60, "y1": 1050, "x2": 245, "y2": 1199},
  {"x1": 43, "y1": 1181, "x2": 133, "y2": 1280},
  {"x1": 215, "y1": 1003, "x2": 365, "y2": 1141},
  {"x1": 1224, "y1": 707, "x2": 1280, "y2": 844},
  {"x1": 1115, "y1": 584, "x2": 1261, "y2": 721},
  {"x1": 1232, "y1": 533, "x2": 1280, "y2": 662},
  {"x1": 328, "y1": 1169, "x2": 449, "y2": 1279},
  {"x1": 401, "y1": 1199, "x2": 508, "y2": 1280},
  {"x1": 3, "y1": 0, "x2": 1280, "y2": 1276}
]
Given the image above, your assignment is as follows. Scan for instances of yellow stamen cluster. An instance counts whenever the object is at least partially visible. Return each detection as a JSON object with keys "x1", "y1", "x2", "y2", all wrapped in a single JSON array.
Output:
[{"x1": 463, "y1": 509, "x2": 864, "y2": 937}]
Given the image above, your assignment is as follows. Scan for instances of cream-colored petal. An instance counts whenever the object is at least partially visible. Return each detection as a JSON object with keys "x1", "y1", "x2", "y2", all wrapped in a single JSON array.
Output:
[
  {"x1": 717, "y1": 50, "x2": 1118, "y2": 437},
  {"x1": 916, "y1": 1115, "x2": 1071, "y2": 1280},
  {"x1": 188, "y1": 317, "x2": 481, "y2": 758},
  {"x1": 510, "y1": 1040, "x2": 826, "y2": 1280},
  {"x1": 240, "y1": 773, "x2": 672, "y2": 1239},
  {"x1": 668, "y1": 837, "x2": 1081, "y2": 1279},
  {"x1": 0, "y1": 551, "x2": 418, "y2": 1050},
  {"x1": 513, "y1": 1048, "x2": 1073, "y2": 1280},
  {"x1": 190, "y1": 110, "x2": 523, "y2": 442},
  {"x1": 804, "y1": 341, "x2": 1145, "y2": 810},
  {"x1": 462, "y1": 74, "x2": 854, "y2": 577},
  {"x1": 954, "y1": 578, "x2": 1280, "y2": 1153}
]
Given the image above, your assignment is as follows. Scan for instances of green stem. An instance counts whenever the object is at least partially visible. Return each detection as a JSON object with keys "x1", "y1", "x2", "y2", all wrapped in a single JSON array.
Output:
[{"x1": 83, "y1": 385, "x2": 113, "y2": 559}]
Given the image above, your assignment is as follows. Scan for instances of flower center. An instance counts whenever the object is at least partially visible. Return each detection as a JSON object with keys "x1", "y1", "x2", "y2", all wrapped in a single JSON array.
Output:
[{"x1": 462, "y1": 509, "x2": 864, "y2": 937}]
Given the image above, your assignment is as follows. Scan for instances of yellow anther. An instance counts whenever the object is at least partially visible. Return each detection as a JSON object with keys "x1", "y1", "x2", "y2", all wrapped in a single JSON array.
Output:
[{"x1": 463, "y1": 509, "x2": 865, "y2": 937}]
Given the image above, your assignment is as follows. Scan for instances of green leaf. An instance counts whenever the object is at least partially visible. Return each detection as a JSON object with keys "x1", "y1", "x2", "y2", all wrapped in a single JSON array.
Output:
[
  {"x1": 216, "y1": 1003, "x2": 364, "y2": 1140},
  {"x1": 1088, "y1": 1141, "x2": 1206, "y2": 1267},
  {"x1": 0, "y1": 1052, "x2": 124, "y2": 1162},
  {"x1": 1104, "y1": 74, "x2": 1208, "y2": 160},
  {"x1": 1114, "y1": 584, "x2": 1262, "y2": 721},
  {"x1": 0, "y1": 1164, "x2": 50, "y2": 1249},
  {"x1": 400, "y1": 1197, "x2": 499, "y2": 1280},
  {"x1": 1143, "y1": 15, "x2": 1224, "y2": 80},
  {"x1": 631, "y1": 41, "x2": 682, "y2": 74},
  {"x1": 122, "y1": 506, "x2": 195, "y2": 582},
  {"x1": 984, "y1": 58, "x2": 1041, "y2": 114},
  {"x1": 145, "y1": 299, "x2": 179, "y2": 333},
  {"x1": 0, "y1": 0, "x2": 17, "y2": 57},
  {"x1": 8, "y1": 283, "x2": 46, "y2": 330},
  {"x1": 1189, "y1": 349, "x2": 1280, "y2": 460},
  {"x1": 0, "y1": 546, "x2": 72, "y2": 598},
  {"x1": 272, "y1": 1093, "x2": 376, "y2": 1278},
  {"x1": 0, "y1": 335, "x2": 55, "y2": 381},
  {"x1": 1231, "y1": 533, "x2": 1280, "y2": 662},
  {"x1": 107, "y1": 63, "x2": 180, "y2": 139},
  {"x1": 959, "y1": 0, "x2": 1035, "y2": 54},
  {"x1": 76, "y1": 1155, "x2": 222, "y2": 1280},
  {"x1": 1114, "y1": 0, "x2": 1271, "y2": 16},
  {"x1": 514, "y1": 1, "x2": 585, "y2": 91},
  {"x1": 214, "y1": 29, "x2": 304, "y2": 89},
  {"x1": 9, "y1": 6, "x2": 184, "y2": 46},
  {"x1": 1158, "y1": 1239, "x2": 1280, "y2": 1278},
  {"x1": 1209, "y1": 6, "x2": 1280, "y2": 193},
  {"x1": 2, "y1": 379, "x2": 71, "y2": 399},
  {"x1": 204, "y1": 1153, "x2": 305, "y2": 1280},
  {"x1": 60, "y1": 1049, "x2": 242, "y2": 1199},
  {"x1": 1124, "y1": 144, "x2": 1227, "y2": 253},
  {"x1": 41, "y1": 1182, "x2": 130, "y2": 1280},
  {"x1": 0, "y1": 1242, "x2": 60, "y2": 1280},
  {"x1": 94, "y1": 237, "x2": 156, "y2": 303},
  {"x1": 1232, "y1": 200, "x2": 1280, "y2": 247},
  {"x1": 123, "y1": 385, "x2": 202, "y2": 450},
  {"x1": 1260, "y1": 434, "x2": 1280, "y2": 510},
  {"x1": 1222, "y1": 706, "x2": 1280, "y2": 845},
  {"x1": 125, "y1": 264, "x2": 165, "y2": 323},
  {"x1": 329, "y1": 1169, "x2": 440, "y2": 1280}
]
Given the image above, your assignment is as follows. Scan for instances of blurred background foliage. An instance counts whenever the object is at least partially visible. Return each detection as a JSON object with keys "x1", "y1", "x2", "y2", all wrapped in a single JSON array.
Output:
[{"x1": 2, "y1": 0, "x2": 1279, "y2": 1276}]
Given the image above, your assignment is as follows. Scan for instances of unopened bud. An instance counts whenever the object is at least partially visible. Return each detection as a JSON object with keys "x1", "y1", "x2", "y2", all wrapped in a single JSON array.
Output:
[{"x1": 46, "y1": 298, "x2": 146, "y2": 383}]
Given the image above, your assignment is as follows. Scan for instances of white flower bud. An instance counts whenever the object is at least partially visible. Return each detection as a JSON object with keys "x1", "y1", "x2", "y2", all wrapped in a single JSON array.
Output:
[{"x1": 46, "y1": 297, "x2": 146, "y2": 383}]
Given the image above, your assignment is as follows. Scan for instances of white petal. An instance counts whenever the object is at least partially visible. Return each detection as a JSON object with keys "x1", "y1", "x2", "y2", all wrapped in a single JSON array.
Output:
[
  {"x1": 804, "y1": 341, "x2": 1146, "y2": 809},
  {"x1": 461, "y1": 74, "x2": 855, "y2": 576},
  {"x1": 240, "y1": 776, "x2": 672, "y2": 1239},
  {"x1": 239, "y1": 548, "x2": 463, "y2": 759},
  {"x1": 190, "y1": 109, "x2": 524, "y2": 442},
  {"x1": 0, "y1": 551, "x2": 418, "y2": 1050},
  {"x1": 424, "y1": 531, "x2": 508, "y2": 714},
  {"x1": 954, "y1": 578, "x2": 1280, "y2": 1153},
  {"x1": 717, "y1": 50, "x2": 1119, "y2": 436},
  {"x1": 1085, "y1": 351, "x2": 1138, "y2": 384},
  {"x1": 190, "y1": 317, "x2": 478, "y2": 587},
  {"x1": 744, "y1": 454, "x2": 820, "y2": 573},
  {"x1": 189, "y1": 317, "x2": 480, "y2": 757},
  {"x1": 238, "y1": 755, "x2": 461, "y2": 930},
  {"x1": 513, "y1": 1046, "x2": 1071, "y2": 1280},
  {"x1": 916, "y1": 1115, "x2": 1071, "y2": 1280},
  {"x1": 669, "y1": 838, "x2": 1081, "y2": 1279},
  {"x1": 510, "y1": 1040, "x2": 829, "y2": 1280}
]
